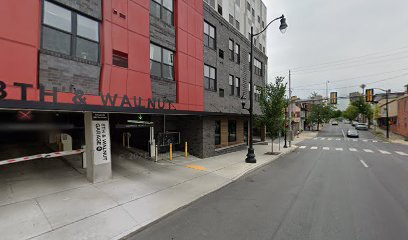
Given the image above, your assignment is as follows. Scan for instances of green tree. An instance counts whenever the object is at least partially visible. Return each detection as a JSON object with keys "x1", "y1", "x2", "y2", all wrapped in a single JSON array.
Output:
[
  {"x1": 343, "y1": 105, "x2": 359, "y2": 121},
  {"x1": 350, "y1": 96, "x2": 373, "y2": 127},
  {"x1": 258, "y1": 76, "x2": 287, "y2": 153},
  {"x1": 309, "y1": 103, "x2": 333, "y2": 131}
]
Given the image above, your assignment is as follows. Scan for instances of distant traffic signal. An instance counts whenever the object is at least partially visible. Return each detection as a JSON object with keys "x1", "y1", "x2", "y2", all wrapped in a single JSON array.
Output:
[
  {"x1": 330, "y1": 92, "x2": 337, "y2": 104},
  {"x1": 365, "y1": 89, "x2": 374, "y2": 102}
]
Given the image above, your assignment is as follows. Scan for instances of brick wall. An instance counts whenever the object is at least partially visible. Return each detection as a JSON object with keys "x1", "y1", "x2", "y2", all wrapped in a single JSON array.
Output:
[
  {"x1": 150, "y1": 16, "x2": 176, "y2": 51},
  {"x1": 53, "y1": 0, "x2": 102, "y2": 19}
]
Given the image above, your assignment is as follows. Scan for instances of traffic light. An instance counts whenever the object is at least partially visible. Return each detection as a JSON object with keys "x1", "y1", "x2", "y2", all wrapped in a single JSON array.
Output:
[
  {"x1": 330, "y1": 92, "x2": 337, "y2": 104},
  {"x1": 365, "y1": 89, "x2": 374, "y2": 102}
]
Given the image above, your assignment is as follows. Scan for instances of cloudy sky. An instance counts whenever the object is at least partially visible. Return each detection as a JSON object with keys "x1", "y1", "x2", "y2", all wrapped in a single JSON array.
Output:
[{"x1": 263, "y1": 0, "x2": 408, "y2": 109}]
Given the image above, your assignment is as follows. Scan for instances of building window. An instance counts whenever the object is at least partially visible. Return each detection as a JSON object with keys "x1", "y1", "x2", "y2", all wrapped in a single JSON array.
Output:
[
  {"x1": 252, "y1": 8, "x2": 255, "y2": 17},
  {"x1": 112, "y1": 50, "x2": 128, "y2": 68},
  {"x1": 229, "y1": 39, "x2": 234, "y2": 61},
  {"x1": 229, "y1": 14, "x2": 234, "y2": 24},
  {"x1": 263, "y1": 46, "x2": 265, "y2": 53},
  {"x1": 204, "y1": 21, "x2": 216, "y2": 49},
  {"x1": 235, "y1": 43, "x2": 240, "y2": 64},
  {"x1": 246, "y1": 1, "x2": 250, "y2": 10},
  {"x1": 229, "y1": 75, "x2": 234, "y2": 96},
  {"x1": 262, "y1": 21, "x2": 265, "y2": 28},
  {"x1": 218, "y1": 4, "x2": 223, "y2": 15},
  {"x1": 258, "y1": 15, "x2": 260, "y2": 23},
  {"x1": 150, "y1": 0, "x2": 173, "y2": 26},
  {"x1": 228, "y1": 120, "x2": 237, "y2": 142},
  {"x1": 215, "y1": 121, "x2": 221, "y2": 146},
  {"x1": 42, "y1": 1, "x2": 100, "y2": 62},
  {"x1": 209, "y1": 0, "x2": 215, "y2": 8},
  {"x1": 259, "y1": 43, "x2": 262, "y2": 50},
  {"x1": 236, "y1": 20, "x2": 240, "y2": 30},
  {"x1": 254, "y1": 86, "x2": 261, "y2": 101},
  {"x1": 204, "y1": 64, "x2": 216, "y2": 91},
  {"x1": 219, "y1": 49, "x2": 224, "y2": 59},
  {"x1": 219, "y1": 88, "x2": 224, "y2": 98},
  {"x1": 150, "y1": 43, "x2": 174, "y2": 80},
  {"x1": 235, "y1": 77, "x2": 240, "y2": 97},
  {"x1": 254, "y1": 58, "x2": 263, "y2": 76}
]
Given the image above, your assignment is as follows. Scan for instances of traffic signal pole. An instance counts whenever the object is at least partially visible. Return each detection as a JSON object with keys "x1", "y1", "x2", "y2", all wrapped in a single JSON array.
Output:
[{"x1": 385, "y1": 90, "x2": 389, "y2": 139}]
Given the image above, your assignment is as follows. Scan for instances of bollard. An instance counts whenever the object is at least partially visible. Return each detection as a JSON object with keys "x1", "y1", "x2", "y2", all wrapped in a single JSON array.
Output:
[
  {"x1": 169, "y1": 143, "x2": 173, "y2": 161},
  {"x1": 185, "y1": 141, "x2": 188, "y2": 159}
]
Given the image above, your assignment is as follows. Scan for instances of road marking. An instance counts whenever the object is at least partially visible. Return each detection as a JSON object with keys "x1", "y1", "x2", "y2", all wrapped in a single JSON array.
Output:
[
  {"x1": 313, "y1": 137, "x2": 318, "y2": 140},
  {"x1": 396, "y1": 151, "x2": 408, "y2": 156},
  {"x1": 323, "y1": 147, "x2": 330, "y2": 150},
  {"x1": 186, "y1": 165, "x2": 208, "y2": 171},
  {"x1": 335, "y1": 148, "x2": 343, "y2": 151},
  {"x1": 299, "y1": 146, "x2": 306, "y2": 149},
  {"x1": 320, "y1": 137, "x2": 326, "y2": 140},
  {"x1": 363, "y1": 149, "x2": 374, "y2": 153},
  {"x1": 311, "y1": 146, "x2": 318, "y2": 150},
  {"x1": 363, "y1": 139, "x2": 368, "y2": 142},
  {"x1": 353, "y1": 139, "x2": 358, "y2": 142},
  {"x1": 328, "y1": 138, "x2": 332, "y2": 140},
  {"x1": 360, "y1": 160, "x2": 369, "y2": 168},
  {"x1": 349, "y1": 148, "x2": 358, "y2": 152},
  {"x1": 372, "y1": 140, "x2": 378, "y2": 143},
  {"x1": 336, "y1": 138, "x2": 341, "y2": 140},
  {"x1": 341, "y1": 129, "x2": 346, "y2": 139},
  {"x1": 379, "y1": 150, "x2": 391, "y2": 155}
]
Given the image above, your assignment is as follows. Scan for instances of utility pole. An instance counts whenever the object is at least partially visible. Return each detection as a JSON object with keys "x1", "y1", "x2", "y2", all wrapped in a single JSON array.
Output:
[
  {"x1": 288, "y1": 70, "x2": 292, "y2": 147},
  {"x1": 326, "y1": 81, "x2": 329, "y2": 101}
]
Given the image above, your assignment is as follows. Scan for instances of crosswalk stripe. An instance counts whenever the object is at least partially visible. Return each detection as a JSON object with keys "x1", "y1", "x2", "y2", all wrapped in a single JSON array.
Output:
[
  {"x1": 353, "y1": 139, "x2": 358, "y2": 142},
  {"x1": 372, "y1": 140, "x2": 378, "y2": 143},
  {"x1": 379, "y1": 150, "x2": 391, "y2": 154},
  {"x1": 349, "y1": 148, "x2": 357, "y2": 152},
  {"x1": 335, "y1": 148, "x2": 343, "y2": 151},
  {"x1": 363, "y1": 149, "x2": 374, "y2": 153},
  {"x1": 323, "y1": 147, "x2": 330, "y2": 150},
  {"x1": 299, "y1": 146, "x2": 306, "y2": 149},
  {"x1": 328, "y1": 138, "x2": 332, "y2": 140},
  {"x1": 396, "y1": 151, "x2": 408, "y2": 156},
  {"x1": 363, "y1": 139, "x2": 368, "y2": 142},
  {"x1": 311, "y1": 146, "x2": 318, "y2": 150},
  {"x1": 336, "y1": 138, "x2": 341, "y2": 140},
  {"x1": 320, "y1": 137, "x2": 326, "y2": 140}
]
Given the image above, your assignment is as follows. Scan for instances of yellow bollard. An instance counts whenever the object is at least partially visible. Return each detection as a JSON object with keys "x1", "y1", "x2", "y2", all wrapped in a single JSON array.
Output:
[
  {"x1": 169, "y1": 143, "x2": 172, "y2": 161},
  {"x1": 185, "y1": 141, "x2": 188, "y2": 159}
]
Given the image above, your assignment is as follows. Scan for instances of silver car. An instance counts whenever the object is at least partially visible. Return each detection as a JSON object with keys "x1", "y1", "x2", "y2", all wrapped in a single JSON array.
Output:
[
  {"x1": 347, "y1": 129, "x2": 359, "y2": 138},
  {"x1": 355, "y1": 123, "x2": 368, "y2": 130}
]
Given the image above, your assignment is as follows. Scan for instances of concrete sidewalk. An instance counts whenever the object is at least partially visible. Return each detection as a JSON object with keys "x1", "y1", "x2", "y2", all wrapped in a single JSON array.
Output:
[{"x1": 0, "y1": 132, "x2": 316, "y2": 240}]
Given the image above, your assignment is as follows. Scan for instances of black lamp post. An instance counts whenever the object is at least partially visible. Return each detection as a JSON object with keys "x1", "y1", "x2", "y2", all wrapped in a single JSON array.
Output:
[
  {"x1": 243, "y1": 15, "x2": 288, "y2": 163},
  {"x1": 373, "y1": 88, "x2": 391, "y2": 139}
]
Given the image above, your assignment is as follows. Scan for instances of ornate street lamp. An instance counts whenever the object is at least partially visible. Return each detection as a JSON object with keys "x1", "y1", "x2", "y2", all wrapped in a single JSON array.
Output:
[{"x1": 244, "y1": 15, "x2": 288, "y2": 163}]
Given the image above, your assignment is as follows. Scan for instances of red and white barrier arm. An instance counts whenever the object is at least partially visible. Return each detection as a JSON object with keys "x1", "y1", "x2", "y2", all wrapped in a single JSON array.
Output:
[{"x1": 0, "y1": 149, "x2": 85, "y2": 166}]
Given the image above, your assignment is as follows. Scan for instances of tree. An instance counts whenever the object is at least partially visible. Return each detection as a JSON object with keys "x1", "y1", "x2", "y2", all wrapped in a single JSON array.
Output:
[
  {"x1": 343, "y1": 105, "x2": 359, "y2": 121},
  {"x1": 308, "y1": 103, "x2": 333, "y2": 131},
  {"x1": 258, "y1": 76, "x2": 287, "y2": 154}
]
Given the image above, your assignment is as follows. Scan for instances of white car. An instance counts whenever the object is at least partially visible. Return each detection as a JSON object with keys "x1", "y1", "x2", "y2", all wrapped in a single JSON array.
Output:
[
  {"x1": 347, "y1": 129, "x2": 359, "y2": 138},
  {"x1": 355, "y1": 123, "x2": 368, "y2": 130}
]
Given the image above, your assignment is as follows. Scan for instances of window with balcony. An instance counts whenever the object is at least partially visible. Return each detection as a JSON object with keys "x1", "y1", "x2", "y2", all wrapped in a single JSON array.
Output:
[
  {"x1": 204, "y1": 65, "x2": 217, "y2": 91},
  {"x1": 150, "y1": 0, "x2": 173, "y2": 26},
  {"x1": 150, "y1": 43, "x2": 174, "y2": 80},
  {"x1": 42, "y1": 1, "x2": 100, "y2": 62},
  {"x1": 204, "y1": 21, "x2": 216, "y2": 49}
]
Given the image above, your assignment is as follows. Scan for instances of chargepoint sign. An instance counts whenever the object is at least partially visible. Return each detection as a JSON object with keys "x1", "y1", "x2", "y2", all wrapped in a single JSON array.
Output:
[{"x1": 92, "y1": 113, "x2": 111, "y2": 165}]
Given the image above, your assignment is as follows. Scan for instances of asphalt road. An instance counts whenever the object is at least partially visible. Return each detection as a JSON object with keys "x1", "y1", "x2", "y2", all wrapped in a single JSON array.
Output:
[{"x1": 127, "y1": 124, "x2": 408, "y2": 240}]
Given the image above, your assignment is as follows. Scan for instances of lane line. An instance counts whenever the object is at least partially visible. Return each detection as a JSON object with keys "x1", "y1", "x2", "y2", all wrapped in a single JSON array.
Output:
[
  {"x1": 341, "y1": 129, "x2": 346, "y2": 139},
  {"x1": 336, "y1": 138, "x2": 341, "y2": 141},
  {"x1": 323, "y1": 147, "x2": 330, "y2": 150},
  {"x1": 335, "y1": 148, "x2": 343, "y2": 151},
  {"x1": 379, "y1": 150, "x2": 391, "y2": 155},
  {"x1": 396, "y1": 151, "x2": 408, "y2": 156},
  {"x1": 349, "y1": 148, "x2": 358, "y2": 152},
  {"x1": 360, "y1": 160, "x2": 369, "y2": 168},
  {"x1": 364, "y1": 149, "x2": 374, "y2": 153},
  {"x1": 299, "y1": 146, "x2": 306, "y2": 149},
  {"x1": 328, "y1": 138, "x2": 332, "y2": 140},
  {"x1": 363, "y1": 139, "x2": 368, "y2": 142},
  {"x1": 372, "y1": 140, "x2": 378, "y2": 143},
  {"x1": 311, "y1": 146, "x2": 318, "y2": 150}
]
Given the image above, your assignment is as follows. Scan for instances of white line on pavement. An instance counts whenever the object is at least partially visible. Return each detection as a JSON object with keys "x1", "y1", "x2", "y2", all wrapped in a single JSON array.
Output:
[
  {"x1": 349, "y1": 148, "x2": 358, "y2": 152},
  {"x1": 336, "y1": 138, "x2": 341, "y2": 140},
  {"x1": 335, "y1": 148, "x2": 343, "y2": 151},
  {"x1": 363, "y1": 139, "x2": 368, "y2": 142},
  {"x1": 353, "y1": 139, "x2": 358, "y2": 142},
  {"x1": 341, "y1": 129, "x2": 346, "y2": 139},
  {"x1": 364, "y1": 149, "x2": 374, "y2": 153},
  {"x1": 360, "y1": 160, "x2": 369, "y2": 168},
  {"x1": 379, "y1": 150, "x2": 391, "y2": 155},
  {"x1": 396, "y1": 151, "x2": 408, "y2": 156},
  {"x1": 372, "y1": 140, "x2": 378, "y2": 143},
  {"x1": 323, "y1": 147, "x2": 330, "y2": 150},
  {"x1": 321, "y1": 137, "x2": 326, "y2": 140},
  {"x1": 328, "y1": 138, "x2": 332, "y2": 140},
  {"x1": 299, "y1": 146, "x2": 306, "y2": 149},
  {"x1": 311, "y1": 146, "x2": 318, "y2": 150}
]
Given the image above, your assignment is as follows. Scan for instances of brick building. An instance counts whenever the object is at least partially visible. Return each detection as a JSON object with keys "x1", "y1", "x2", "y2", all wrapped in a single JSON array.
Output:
[{"x1": 0, "y1": 0, "x2": 268, "y2": 182}]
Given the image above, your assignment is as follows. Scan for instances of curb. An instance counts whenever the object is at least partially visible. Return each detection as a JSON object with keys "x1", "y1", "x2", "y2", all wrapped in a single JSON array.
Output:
[{"x1": 118, "y1": 145, "x2": 299, "y2": 240}]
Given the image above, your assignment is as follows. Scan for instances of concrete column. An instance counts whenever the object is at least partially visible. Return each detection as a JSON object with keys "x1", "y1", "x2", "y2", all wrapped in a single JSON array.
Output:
[{"x1": 84, "y1": 112, "x2": 112, "y2": 183}]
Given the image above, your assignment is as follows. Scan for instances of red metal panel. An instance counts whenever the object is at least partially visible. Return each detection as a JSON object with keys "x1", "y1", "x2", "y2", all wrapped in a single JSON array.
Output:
[
  {"x1": 111, "y1": 24, "x2": 128, "y2": 54},
  {"x1": 127, "y1": 71, "x2": 152, "y2": 99},
  {"x1": 128, "y1": 31, "x2": 150, "y2": 74},
  {"x1": 110, "y1": 66, "x2": 128, "y2": 95},
  {"x1": 112, "y1": 0, "x2": 128, "y2": 28},
  {"x1": 128, "y1": 1, "x2": 149, "y2": 37}
]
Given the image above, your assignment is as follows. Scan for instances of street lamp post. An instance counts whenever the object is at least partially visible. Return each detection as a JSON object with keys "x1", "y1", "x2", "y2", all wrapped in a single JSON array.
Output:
[
  {"x1": 244, "y1": 15, "x2": 288, "y2": 164},
  {"x1": 283, "y1": 106, "x2": 288, "y2": 148},
  {"x1": 372, "y1": 87, "x2": 390, "y2": 139}
]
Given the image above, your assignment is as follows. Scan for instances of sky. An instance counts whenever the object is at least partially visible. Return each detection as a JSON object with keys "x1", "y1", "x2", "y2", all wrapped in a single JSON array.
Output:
[{"x1": 263, "y1": 0, "x2": 408, "y2": 110}]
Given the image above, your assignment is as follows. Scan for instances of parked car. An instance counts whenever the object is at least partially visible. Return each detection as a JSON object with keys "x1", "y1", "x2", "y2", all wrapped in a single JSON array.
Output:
[
  {"x1": 343, "y1": 120, "x2": 351, "y2": 124},
  {"x1": 355, "y1": 123, "x2": 368, "y2": 130},
  {"x1": 351, "y1": 121, "x2": 358, "y2": 126},
  {"x1": 331, "y1": 121, "x2": 338, "y2": 125},
  {"x1": 347, "y1": 129, "x2": 359, "y2": 138}
]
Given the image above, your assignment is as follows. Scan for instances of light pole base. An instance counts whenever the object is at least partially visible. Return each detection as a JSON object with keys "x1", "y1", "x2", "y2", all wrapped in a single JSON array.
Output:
[{"x1": 245, "y1": 148, "x2": 256, "y2": 163}]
